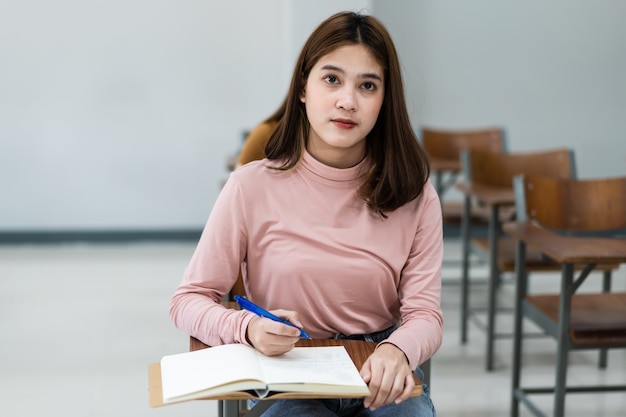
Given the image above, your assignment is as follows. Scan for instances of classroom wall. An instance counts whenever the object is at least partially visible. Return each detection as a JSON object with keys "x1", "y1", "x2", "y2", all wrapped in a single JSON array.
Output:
[
  {"x1": 0, "y1": 0, "x2": 277, "y2": 230},
  {"x1": 1, "y1": 0, "x2": 624, "y2": 234},
  {"x1": 375, "y1": 0, "x2": 626, "y2": 181},
  {"x1": 0, "y1": 0, "x2": 370, "y2": 233}
]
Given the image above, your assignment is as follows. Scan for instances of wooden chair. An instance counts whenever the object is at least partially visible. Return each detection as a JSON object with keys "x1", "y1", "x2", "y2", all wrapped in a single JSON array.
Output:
[
  {"x1": 421, "y1": 126, "x2": 506, "y2": 231},
  {"x1": 506, "y1": 175, "x2": 626, "y2": 417},
  {"x1": 456, "y1": 147, "x2": 584, "y2": 371}
]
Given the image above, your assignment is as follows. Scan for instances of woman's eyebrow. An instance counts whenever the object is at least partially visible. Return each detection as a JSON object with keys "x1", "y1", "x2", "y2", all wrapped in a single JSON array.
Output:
[{"x1": 320, "y1": 64, "x2": 382, "y2": 81}]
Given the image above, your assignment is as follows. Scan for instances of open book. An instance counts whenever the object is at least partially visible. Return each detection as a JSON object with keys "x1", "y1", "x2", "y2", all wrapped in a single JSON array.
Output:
[{"x1": 151, "y1": 344, "x2": 370, "y2": 406}]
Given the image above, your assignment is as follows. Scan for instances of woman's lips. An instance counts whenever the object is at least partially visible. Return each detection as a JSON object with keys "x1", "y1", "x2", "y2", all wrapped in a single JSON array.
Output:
[{"x1": 332, "y1": 119, "x2": 357, "y2": 129}]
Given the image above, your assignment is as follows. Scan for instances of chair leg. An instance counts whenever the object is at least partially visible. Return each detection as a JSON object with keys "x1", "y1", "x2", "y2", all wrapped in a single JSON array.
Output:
[
  {"x1": 553, "y1": 264, "x2": 574, "y2": 417},
  {"x1": 421, "y1": 358, "x2": 431, "y2": 387},
  {"x1": 485, "y1": 205, "x2": 500, "y2": 371},
  {"x1": 460, "y1": 195, "x2": 472, "y2": 344},
  {"x1": 598, "y1": 270, "x2": 612, "y2": 368},
  {"x1": 510, "y1": 240, "x2": 526, "y2": 417},
  {"x1": 221, "y1": 400, "x2": 240, "y2": 417},
  {"x1": 243, "y1": 400, "x2": 275, "y2": 417},
  {"x1": 434, "y1": 171, "x2": 444, "y2": 195}
]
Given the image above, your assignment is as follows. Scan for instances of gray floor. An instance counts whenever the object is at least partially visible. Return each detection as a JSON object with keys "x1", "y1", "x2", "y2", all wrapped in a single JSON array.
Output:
[{"x1": 0, "y1": 239, "x2": 624, "y2": 417}]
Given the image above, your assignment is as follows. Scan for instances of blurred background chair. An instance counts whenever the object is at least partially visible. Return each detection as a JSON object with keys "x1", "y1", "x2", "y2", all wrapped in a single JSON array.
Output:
[
  {"x1": 456, "y1": 147, "x2": 583, "y2": 371},
  {"x1": 506, "y1": 174, "x2": 626, "y2": 417},
  {"x1": 420, "y1": 126, "x2": 506, "y2": 236}
]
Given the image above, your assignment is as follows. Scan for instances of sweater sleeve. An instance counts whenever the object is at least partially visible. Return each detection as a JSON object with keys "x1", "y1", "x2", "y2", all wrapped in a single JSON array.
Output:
[
  {"x1": 169, "y1": 174, "x2": 256, "y2": 347},
  {"x1": 383, "y1": 183, "x2": 444, "y2": 369}
]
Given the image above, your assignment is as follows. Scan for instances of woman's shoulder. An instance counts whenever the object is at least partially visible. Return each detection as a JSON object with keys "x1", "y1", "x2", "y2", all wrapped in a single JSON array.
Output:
[
  {"x1": 404, "y1": 179, "x2": 438, "y2": 205},
  {"x1": 231, "y1": 159, "x2": 265, "y2": 176},
  {"x1": 396, "y1": 180, "x2": 439, "y2": 215},
  {"x1": 229, "y1": 159, "x2": 285, "y2": 185},
  {"x1": 420, "y1": 180, "x2": 438, "y2": 201},
  {"x1": 225, "y1": 159, "x2": 294, "y2": 204}
]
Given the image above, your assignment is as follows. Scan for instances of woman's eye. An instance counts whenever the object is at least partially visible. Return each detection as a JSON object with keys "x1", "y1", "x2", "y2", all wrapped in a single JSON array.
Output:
[
  {"x1": 362, "y1": 82, "x2": 376, "y2": 91},
  {"x1": 324, "y1": 75, "x2": 339, "y2": 84}
]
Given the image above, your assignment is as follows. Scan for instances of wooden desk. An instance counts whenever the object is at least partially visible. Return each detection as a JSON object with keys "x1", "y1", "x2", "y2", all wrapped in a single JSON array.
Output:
[
  {"x1": 430, "y1": 158, "x2": 464, "y2": 228},
  {"x1": 503, "y1": 221, "x2": 626, "y2": 417},
  {"x1": 185, "y1": 337, "x2": 422, "y2": 417},
  {"x1": 430, "y1": 158, "x2": 461, "y2": 195},
  {"x1": 188, "y1": 303, "x2": 422, "y2": 395},
  {"x1": 455, "y1": 182, "x2": 514, "y2": 206},
  {"x1": 430, "y1": 158, "x2": 461, "y2": 173},
  {"x1": 151, "y1": 304, "x2": 422, "y2": 417}
]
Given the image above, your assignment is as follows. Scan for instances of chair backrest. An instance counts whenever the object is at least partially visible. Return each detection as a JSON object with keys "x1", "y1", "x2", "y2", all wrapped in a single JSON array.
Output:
[
  {"x1": 228, "y1": 270, "x2": 247, "y2": 299},
  {"x1": 463, "y1": 147, "x2": 576, "y2": 188},
  {"x1": 421, "y1": 126, "x2": 506, "y2": 162},
  {"x1": 514, "y1": 175, "x2": 626, "y2": 233}
]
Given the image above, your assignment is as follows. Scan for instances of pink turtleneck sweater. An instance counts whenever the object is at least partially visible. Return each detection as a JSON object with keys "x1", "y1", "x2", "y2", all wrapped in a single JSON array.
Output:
[{"x1": 170, "y1": 151, "x2": 444, "y2": 368}]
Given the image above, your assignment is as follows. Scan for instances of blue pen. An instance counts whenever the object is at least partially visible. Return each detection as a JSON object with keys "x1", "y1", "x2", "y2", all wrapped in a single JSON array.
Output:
[{"x1": 233, "y1": 295, "x2": 312, "y2": 339}]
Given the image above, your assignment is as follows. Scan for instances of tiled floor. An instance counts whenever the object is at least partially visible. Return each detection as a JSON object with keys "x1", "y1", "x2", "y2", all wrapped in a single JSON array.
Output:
[{"x1": 0, "y1": 239, "x2": 624, "y2": 417}]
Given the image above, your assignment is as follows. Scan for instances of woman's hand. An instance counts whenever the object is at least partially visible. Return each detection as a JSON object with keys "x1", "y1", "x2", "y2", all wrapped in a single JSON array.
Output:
[
  {"x1": 245, "y1": 309, "x2": 303, "y2": 356},
  {"x1": 360, "y1": 343, "x2": 415, "y2": 410}
]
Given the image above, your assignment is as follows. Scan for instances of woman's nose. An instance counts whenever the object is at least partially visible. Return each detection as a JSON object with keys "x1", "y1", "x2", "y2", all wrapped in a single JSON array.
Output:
[{"x1": 336, "y1": 88, "x2": 357, "y2": 111}]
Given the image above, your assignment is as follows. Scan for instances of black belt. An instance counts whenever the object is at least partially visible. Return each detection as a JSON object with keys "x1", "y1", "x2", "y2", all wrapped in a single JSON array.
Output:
[{"x1": 333, "y1": 324, "x2": 397, "y2": 343}]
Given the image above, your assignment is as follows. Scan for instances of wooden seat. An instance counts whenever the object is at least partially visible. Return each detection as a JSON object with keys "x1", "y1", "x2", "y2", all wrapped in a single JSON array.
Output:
[
  {"x1": 525, "y1": 293, "x2": 626, "y2": 345},
  {"x1": 471, "y1": 237, "x2": 619, "y2": 271},
  {"x1": 456, "y1": 147, "x2": 585, "y2": 371},
  {"x1": 506, "y1": 175, "x2": 626, "y2": 417},
  {"x1": 471, "y1": 237, "x2": 560, "y2": 270},
  {"x1": 420, "y1": 126, "x2": 506, "y2": 228}
]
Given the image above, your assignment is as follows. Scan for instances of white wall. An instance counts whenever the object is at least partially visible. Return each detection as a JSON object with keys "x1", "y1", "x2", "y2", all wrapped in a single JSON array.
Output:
[
  {"x1": 0, "y1": 0, "x2": 275, "y2": 229},
  {"x1": 375, "y1": 0, "x2": 626, "y2": 180},
  {"x1": 0, "y1": 0, "x2": 371, "y2": 231},
  {"x1": 2, "y1": 0, "x2": 624, "y2": 231}
]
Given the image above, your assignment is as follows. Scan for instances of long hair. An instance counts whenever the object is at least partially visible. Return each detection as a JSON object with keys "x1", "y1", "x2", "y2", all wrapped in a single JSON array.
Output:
[{"x1": 265, "y1": 11, "x2": 430, "y2": 215}]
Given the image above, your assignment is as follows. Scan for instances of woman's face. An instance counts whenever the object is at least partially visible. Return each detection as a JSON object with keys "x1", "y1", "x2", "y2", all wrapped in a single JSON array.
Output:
[{"x1": 300, "y1": 44, "x2": 384, "y2": 169}]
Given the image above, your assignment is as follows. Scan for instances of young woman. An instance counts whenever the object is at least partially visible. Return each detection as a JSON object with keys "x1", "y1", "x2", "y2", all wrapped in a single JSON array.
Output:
[{"x1": 170, "y1": 11, "x2": 443, "y2": 416}]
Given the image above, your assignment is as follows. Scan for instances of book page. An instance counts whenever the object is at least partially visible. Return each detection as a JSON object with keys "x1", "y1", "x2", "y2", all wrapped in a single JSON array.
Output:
[
  {"x1": 256, "y1": 346, "x2": 368, "y2": 389},
  {"x1": 160, "y1": 344, "x2": 265, "y2": 402}
]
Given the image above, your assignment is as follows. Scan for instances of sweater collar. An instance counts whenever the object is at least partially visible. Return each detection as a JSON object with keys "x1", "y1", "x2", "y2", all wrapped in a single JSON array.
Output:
[{"x1": 300, "y1": 150, "x2": 370, "y2": 184}]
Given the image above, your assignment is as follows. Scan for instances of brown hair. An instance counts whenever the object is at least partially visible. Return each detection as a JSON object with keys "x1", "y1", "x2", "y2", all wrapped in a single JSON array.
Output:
[{"x1": 265, "y1": 11, "x2": 430, "y2": 215}]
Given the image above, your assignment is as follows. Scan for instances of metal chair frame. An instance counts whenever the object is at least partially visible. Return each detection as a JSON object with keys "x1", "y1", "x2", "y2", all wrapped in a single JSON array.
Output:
[
  {"x1": 459, "y1": 148, "x2": 580, "y2": 371},
  {"x1": 509, "y1": 175, "x2": 626, "y2": 417}
]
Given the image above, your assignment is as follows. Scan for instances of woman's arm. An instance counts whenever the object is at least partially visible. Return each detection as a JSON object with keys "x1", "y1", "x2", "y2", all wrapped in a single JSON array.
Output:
[
  {"x1": 385, "y1": 182, "x2": 445, "y2": 369},
  {"x1": 169, "y1": 177, "x2": 255, "y2": 346},
  {"x1": 359, "y1": 183, "x2": 444, "y2": 409}
]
